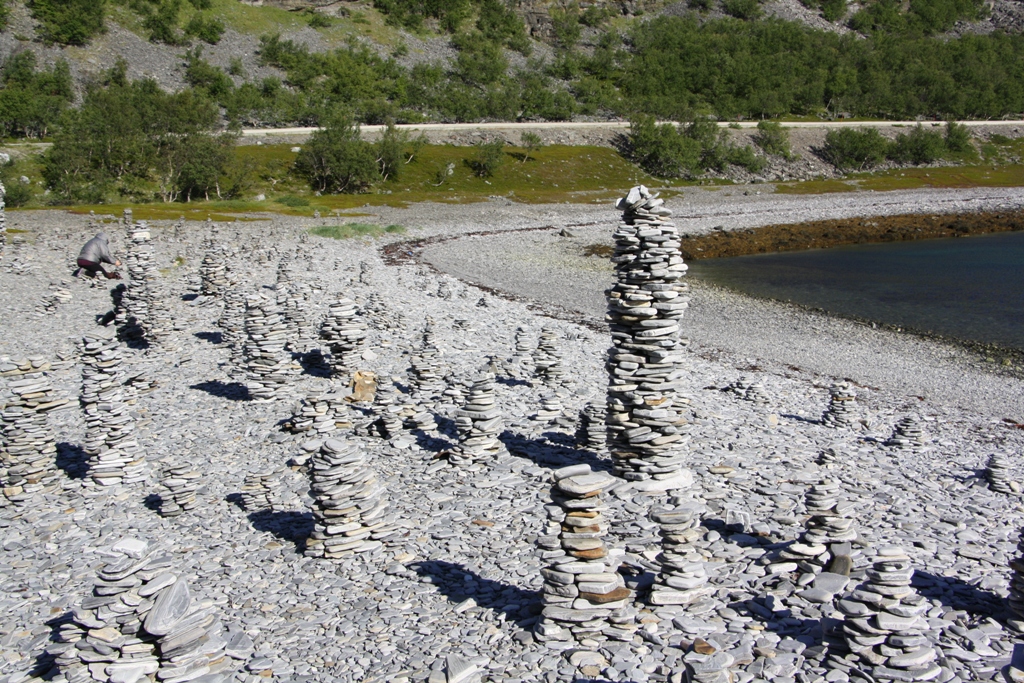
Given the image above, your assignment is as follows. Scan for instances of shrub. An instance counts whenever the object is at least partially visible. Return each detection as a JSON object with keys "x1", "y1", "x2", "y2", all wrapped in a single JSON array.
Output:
[
  {"x1": 184, "y1": 14, "x2": 225, "y2": 44},
  {"x1": 820, "y1": 0, "x2": 847, "y2": 21},
  {"x1": 293, "y1": 111, "x2": 378, "y2": 193},
  {"x1": 727, "y1": 144, "x2": 766, "y2": 173},
  {"x1": 375, "y1": 120, "x2": 407, "y2": 182},
  {"x1": 276, "y1": 194, "x2": 310, "y2": 207},
  {"x1": 308, "y1": 11, "x2": 332, "y2": 28},
  {"x1": 0, "y1": 0, "x2": 9, "y2": 31},
  {"x1": 628, "y1": 114, "x2": 700, "y2": 178},
  {"x1": 143, "y1": 0, "x2": 184, "y2": 44},
  {"x1": 944, "y1": 121, "x2": 973, "y2": 153},
  {"x1": 0, "y1": 163, "x2": 33, "y2": 207},
  {"x1": 469, "y1": 139, "x2": 506, "y2": 177},
  {"x1": 888, "y1": 124, "x2": 945, "y2": 164},
  {"x1": 550, "y1": 4, "x2": 582, "y2": 49},
  {"x1": 753, "y1": 120, "x2": 793, "y2": 159},
  {"x1": 310, "y1": 223, "x2": 406, "y2": 240},
  {"x1": 723, "y1": 0, "x2": 762, "y2": 20},
  {"x1": 821, "y1": 128, "x2": 889, "y2": 170},
  {"x1": 30, "y1": 0, "x2": 106, "y2": 46},
  {"x1": 521, "y1": 131, "x2": 543, "y2": 161}
]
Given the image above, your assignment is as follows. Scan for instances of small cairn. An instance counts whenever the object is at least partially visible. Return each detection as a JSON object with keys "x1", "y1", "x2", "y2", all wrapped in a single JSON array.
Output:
[
  {"x1": 1, "y1": 372, "x2": 67, "y2": 504},
  {"x1": 534, "y1": 464, "x2": 630, "y2": 646},
  {"x1": 0, "y1": 180, "x2": 5, "y2": 259},
  {"x1": 448, "y1": 373, "x2": 505, "y2": 466},
  {"x1": 319, "y1": 296, "x2": 367, "y2": 380},
  {"x1": 649, "y1": 503, "x2": 713, "y2": 607},
  {"x1": 218, "y1": 283, "x2": 247, "y2": 371},
  {"x1": 822, "y1": 382, "x2": 858, "y2": 428},
  {"x1": 370, "y1": 380, "x2": 403, "y2": 439},
  {"x1": 534, "y1": 326, "x2": 565, "y2": 386},
  {"x1": 605, "y1": 185, "x2": 691, "y2": 490},
  {"x1": 774, "y1": 480, "x2": 859, "y2": 575},
  {"x1": 409, "y1": 320, "x2": 446, "y2": 399},
  {"x1": 35, "y1": 281, "x2": 73, "y2": 315},
  {"x1": 835, "y1": 548, "x2": 939, "y2": 682},
  {"x1": 285, "y1": 392, "x2": 340, "y2": 436},
  {"x1": 363, "y1": 291, "x2": 405, "y2": 331},
  {"x1": 358, "y1": 260, "x2": 373, "y2": 284},
  {"x1": 305, "y1": 439, "x2": 397, "y2": 559},
  {"x1": 511, "y1": 326, "x2": 534, "y2": 375},
  {"x1": 199, "y1": 243, "x2": 230, "y2": 296},
  {"x1": 398, "y1": 394, "x2": 436, "y2": 432},
  {"x1": 277, "y1": 277, "x2": 317, "y2": 353},
  {"x1": 534, "y1": 391, "x2": 574, "y2": 429},
  {"x1": 243, "y1": 293, "x2": 294, "y2": 401},
  {"x1": 239, "y1": 468, "x2": 283, "y2": 512},
  {"x1": 79, "y1": 332, "x2": 146, "y2": 488},
  {"x1": 728, "y1": 375, "x2": 770, "y2": 404},
  {"x1": 575, "y1": 402, "x2": 607, "y2": 453},
  {"x1": 156, "y1": 462, "x2": 200, "y2": 516},
  {"x1": 817, "y1": 444, "x2": 843, "y2": 466},
  {"x1": 437, "y1": 279, "x2": 453, "y2": 300},
  {"x1": 50, "y1": 538, "x2": 244, "y2": 683},
  {"x1": 986, "y1": 452, "x2": 1013, "y2": 494},
  {"x1": 886, "y1": 414, "x2": 926, "y2": 450},
  {"x1": 1008, "y1": 527, "x2": 1024, "y2": 622}
]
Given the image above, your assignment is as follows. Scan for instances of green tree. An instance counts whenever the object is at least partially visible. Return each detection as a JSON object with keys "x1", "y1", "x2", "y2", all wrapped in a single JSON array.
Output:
[
  {"x1": 294, "y1": 111, "x2": 378, "y2": 193},
  {"x1": 821, "y1": 128, "x2": 889, "y2": 170},
  {"x1": 887, "y1": 124, "x2": 945, "y2": 164},
  {"x1": 184, "y1": 13, "x2": 225, "y2": 44},
  {"x1": 375, "y1": 120, "x2": 408, "y2": 182},
  {"x1": 469, "y1": 139, "x2": 505, "y2": 177},
  {"x1": 520, "y1": 131, "x2": 543, "y2": 161},
  {"x1": 550, "y1": 4, "x2": 581, "y2": 49},
  {"x1": 0, "y1": 0, "x2": 10, "y2": 31},
  {"x1": 752, "y1": 120, "x2": 793, "y2": 159},
  {"x1": 30, "y1": 0, "x2": 106, "y2": 46},
  {"x1": 944, "y1": 121, "x2": 973, "y2": 153}
]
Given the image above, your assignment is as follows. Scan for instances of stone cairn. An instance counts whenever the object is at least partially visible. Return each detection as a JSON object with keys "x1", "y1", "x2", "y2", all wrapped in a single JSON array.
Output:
[
  {"x1": 398, "y1": 393, "x2": 436, "y2": 432},
  {"x1": 199, "y1": 242, "x2": 230, "y2": 296},
  {"x1": 80, "y1": 332, "x2": 146, "y2": 488},
  {"x1": 448, "y1": 373, "x2": 505, "y2": 466},
  {"x1": 822, "y1": 382, "x2": 858, "y2": 428},
  {"x1": 0, "y1": 372, "x2": 67, "y2": 505},
  {"x1": 511, "y1": 326, "x2": 534, "y2": 375},
  {"x1": 535, "y1": 465, "x2": 631, "y2": 646},
  {"x1": 649, "y1": 503, "x2": 713, "y2": 607},
  {"x1": 239, "y1": 468, "x2": 287, "y2": 512},
  {"x1": 986, "y1": 452, "x2": 1012, "y2": 494},
  {"x1": 218, "y1": 283, "x2": 247, "y2": 371},
  {"x1": 36, "y1": 280, "x2": 73, "y2": 315},
  {"x1": 605, "y1": 186, "x2": 691, "y2": 490},
  {"x1": 157, "y1": 462, "x2": 200, "y2": 517},
  {"x1": 817, "y1": 444, "x2": 843, "y2": 466},
  {"x1": 0, "y1": 180, "x2": 5, "y2": 260},
  {"x1": 243, "y1": 293, "x2": 293, "y2": 401},
  {"x1": 116, "y1": 220, "x2": 168, "y2": 344},
  {"x1": 728, "y1": 376, "x2": 769, "y2": 404},
  {"x1": 775, "y1": 479, "x2": 859, "y2": 574},
  {"x1": 276, "y1": 262, "x2": 317, "y2": 352},
  {"x1": 533, "y1": 391, "x2": 570, "y2": 427},
  {"x1": 409, "y1": 319, "x2": 446, "y2": 399},
  {"x1": 370, "y1": 380, "x2": 403, "y2": 439},
  {"x1": 1008, "y1": 527, "x2": 1024, "y2": 621},
  {"x1": 50, "y1": 538, "x2": 245, "y2": 683},
  {"x1": 886, "y1": 414, "x2": 926, "y2": 450},
  {"x1": 285, "y1": 391, "x2": 341, "y2": 436},
  {"x1": 533, "y1": 326, "x2": 565, "y2": 386},
  {"x1": 575, "y1": 402, "x2": 607, "y2": 453},
  {"x1": 319, "y1": 296, "x2": 367, "y2": 380},
  {"x1": 363, "y1": 291, "x2": 405, "y2": 331},
  {"x1": 835, "y1": 547, "x2": 939, "y2": 682},
  {"x1": 305, "y1": 438, "x2": 398, "y2": 559}
]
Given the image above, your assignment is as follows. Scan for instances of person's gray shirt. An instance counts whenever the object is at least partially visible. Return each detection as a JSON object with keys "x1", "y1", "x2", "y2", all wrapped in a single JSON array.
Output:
[{"x1": 78, "y1": 232, "x2": 114, "y2": 264}]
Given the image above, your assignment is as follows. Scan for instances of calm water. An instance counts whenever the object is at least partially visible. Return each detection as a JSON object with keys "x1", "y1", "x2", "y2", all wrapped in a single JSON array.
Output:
[{"x1": 688, "y1": 230, "x2": 1024, "y2": 349}]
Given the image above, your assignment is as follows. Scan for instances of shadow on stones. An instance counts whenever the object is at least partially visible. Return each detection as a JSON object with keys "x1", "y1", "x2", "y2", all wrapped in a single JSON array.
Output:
[
  {"x1": 433, "y1": 414, "x2": 459, "y2": 440},
  {"x1": 195, "y1": 331, "x2": 223, "y2": 345},
  {"x1": 55, "y1": 442, "x2": 88, "y2": 479},
  {"x1": 26, "y1": 611, "x2": 73, "y2": 680},
  {"x1": 499, "y1": 430, "x2": 612, "y2": 472},
  {"x1": 780, "y1": 413, "x2": 823, "y2": 426},
  {"x1": 496, "y1": 376, "x2": 531, "y2": 388},
  {"x1": 144, "y1": 493, "x2": 163, "y2": 513},
  {"x1": 410, "y1": 428, "x2": 454, "y2": 454},
  {"x1": 738, "y1": 595, "x2": 823, "y2": 639},
  {"x1": 182, "y1": 293, "x2": 199, "y2": 301},
  {"x1": 408, "y1": 560, "x2": 541, "y2": 626},
  {"x1": 248, "y1": 510, "x2": 314, "y2": 554},
  {"x1": 190, "y1": 380, "x2": 249, "y2": 401},
  {"x1": 912, "y1": 570, "x2": 1007, "y2": 616},
  {"x1": 297, "y1": 349, "x2": 331, "y2": 378},
  {"x1": 225, "y1": 492, "x2": 245, "y2": 511}
]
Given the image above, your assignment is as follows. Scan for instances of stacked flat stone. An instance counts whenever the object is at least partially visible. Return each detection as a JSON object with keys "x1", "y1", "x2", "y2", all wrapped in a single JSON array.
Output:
[
  {"x1": 398, "y1": 394, "x2": 436, "y2": 431},
  {"x1": 239, "y1": 468, "x2": 282, "y2": 512},
  {"x1": 0, "y1": 181, "x2": 5, "y2": 260},
  {"x1": 448, "y1": 373, "x2": 505, "y2": 466},
  {"x1": 79, "y1": 332, "x2": 146, "y2": 488},
  {"x1": 277, "y1": 277, "x2": 317, "y2": 353},
  {"x1": 370, "y1": 381, "x2": 403, "y2": 439},
  {"x1": 363, "y1": 291, "x2": 405, "y2": 331},
  {"x1": 728, "y1": 376, "x2": 769, "y2": 404},
  {"x1": 818, "y1": 444, "x2": 842, "y2": 466},
  {"x1": 1, "y1": 356, "x2": 52, "y2": 376},
  {"x1": 157, "y1": 462, "x2": 200, "y2": 516},
  {"x1": 575, "y1": 402, "x2": 607, "y2": 452},
  {"x1": 243, "y1": 293, "x2": 294, "y2": 401},
  {"x1": 534, "y1": 465, "x2": 630, "y2": 646},
  {"x1": 36, "y1": 280, "x2": 73, "y2": 315},
  {"x1": 437, "y1": 279, "x2": 453, "y2": 300},
  {"x1": 1, "y1": 372, "x2": 66, "y2": 504},
  {"x1": 887, "y1": 414, "x2": 926, "y2": 450},
  {"x1": 823, "y1": 382, "x2": 858, "y2": 428},
  {"x1": 534, "y1": 326, "x2": 565, "y2": 386},
  {"x1": 511, "y1": 326, "x2": 534, "y2": 374},
  {"x1": 50, "y1": 538, "x2": 242, "y2": 683},
  {"x1": 121, "y1": 221, "x2": 168, "y2": 344},
  {"x1": 681, "y1": 643, "x2": 736, "y2": 683},
  {"x1": 649, "y1": 503, "x2": 713, "y2": 607},
  {"x1": 358, "y1": 260, "x2": 372, "y2": 284},
  {"x1": 319, "y1": 296, "x2": 367, "y2": 380},
  {"x1": 534, "y1": 391, "x2": 573, "y2": 429},
  {"x1": 802, "y1": 479, "x2": 859, "y2": 545},
  {"x1": 286, "y1": 392, "x2": 340, "y2": 435},
  {"x1": 836, "y1": 548, "x2": 939, "y2": 682},
  {"x1": 200, "y1": 243, "x2": 230, "y2": 296},
  {"x1": 305, "y1": 438, "x2": 398, "y2": 559},
  {"x1": 605, "y1": 186, "x2": 691, "y2": 490},
  {"x1": 987, "y1": 452, "x2": 1013, "y2": 494},
  {"x1": 409, "y1": 321, "x2": 446, "y2": 399},
  {"x1": 218, "y1": 284, "x2": 247, "y2": 370},
  {"x1": 1008, "y1": 527, "x2": 1024, "y2": 620}
]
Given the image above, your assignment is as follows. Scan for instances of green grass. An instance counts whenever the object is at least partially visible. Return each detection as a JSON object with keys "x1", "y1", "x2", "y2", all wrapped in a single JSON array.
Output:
[
  {"x1": 310, "y1": 223, "x2": 405, "y2": 240},
  {"x1": 777, "y1": 164, "x2": 1024, "y2": 194}
]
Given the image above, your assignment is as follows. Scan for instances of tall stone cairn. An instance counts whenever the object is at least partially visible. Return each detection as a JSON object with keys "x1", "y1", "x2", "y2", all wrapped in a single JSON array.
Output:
[
  {"x1": 239, "y1": 468, "x2": 284, "y2": 512},
  {"x1": 218, "y1": 283, "x2": 247, "y2": 371},
  {"x1": 649, "y1": 503, "x2": 712, "y2": 607},
  {"x1": 319, "y1": 296, "x2": 367, "y2": 380},
  {"x1": 0, "y1": 180, "x2": 6, "y2": 260},
  {"x1": 156, "y1": 461, "x2": 200, "y2": 516},
  {"x1": 409, "y1": 319, "x2": 446, "y2": 399},
  {"x1": 199, "y1": 243, "x2": 230, "y2": 296},
  {"x1": 835, "y1": 548, "x2": 939, "y2": 682},
  {"x1": 305, "y1": 438, "x2": 398, "y2": 559},
  {"x1": 50, "y1": 538, "x2": 245, "y2": 683},
  {"x1": 986, "y1": 452, "x2": 1012, "y2": 494},
  {"x1": 534, "y1": 326, "x2": 565, "y2": 386},
  {"x1": 116, "y1": 219, "x2": 164, "y2": 344},
  {"x1": 511, "y1": 326, "x2": 534, "y2": 375},
  {"x1": 285, "y1": 391, "x2": 340, "y2": 436},
  {"x1": 576, "y1": 402, "x2": 607, "y2": 453},
  {"x1": 80, "y1": 332, "x2": 146, "y2": 488},
  {"x1": 534, "y1": 465, "x2": 631, "y2": 646},
  {"x1": 448, "y1": 373, "x2": 505, "y2": 466},
  {"x1": 822, "y1": 382, "x2": 857, "y2": 428},
  {"x1": 370, "y1": 380, "x2": 403, "y2": 439},
  {"x1": 1, "y1": 371, "x2": 67, "y2": 505},
  {"x1": 243, "y1": 293, "x2": 293, "y2": 401},
  {"x1": 605, "y1": 186, "x2": 691, "y2": 490},
  {"x1": 1007, "y1": 527, "x2": 1024, "y2": 620}
]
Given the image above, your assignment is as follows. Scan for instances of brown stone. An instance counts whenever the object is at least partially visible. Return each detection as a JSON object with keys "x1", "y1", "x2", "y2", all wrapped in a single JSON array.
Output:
[
  {"x1": 472, "y1": 519, "x2": 494, "y2": 527},
  {"x1": 578, "y1": 586, "x2": 631, "y2": 604},
  {"x1": 562, "y1": 523, "x2": 601, "y2": 534},
  {"x1": 569, "y1": 547, "x2": 608, "y2": 560},
  {"x1": 693, "y1": 638, "x2": 717, "y2": 655}
]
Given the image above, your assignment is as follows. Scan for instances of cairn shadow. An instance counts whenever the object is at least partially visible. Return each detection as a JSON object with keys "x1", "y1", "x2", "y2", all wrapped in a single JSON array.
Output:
[
  {"x1": 408, "y1": 560, "x2": 540, "y2": 625},
  {"x1": 195, "y1": 331, "x2": 223, "y2": 345},
  {"x1": 296, "y1": 350, "x2": 331, "y2": 378},
  {"x1": 496, "y1": 376, "x2": 531, "y2": 388},
  {"x1": 248, "y1": 510, "x2": 314, "y2": 554},
  {"x1": 55, "y1": 442, "x2": 88, "y2": 480},
  {"x1": 144, "y1": 493, "x2": 163, "y2": 513},
  {"x1": 736, "y1": 594, "x2": 823, "y2": 639},
  {"x1": 410, "y1": 428, "x2": 455, "y2": 454},
  {"x1": 499, "y1": 430, "x2": 613, "y2": 473},
  {"x1": 781, "y1": 413, "x2": 824, "y2": 426},
  {"x1": 181, "y1": 293, "x2": 199, "y2": 301},
  {"x1": 225, "y1": 492, "x2": 246, "y2": 511},
  {"x1": 26, "y1": 611, "x2": 74, "y2": 681},
  {"x1": 912, "y1": 570, "x2": 1007, "y2": 616},
  {"x1": 433, "y1": 414, "x2": 459, "y2": 440},
  {"x1": 190, "y1": 380, "x2": 249, "y2": 401}
]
